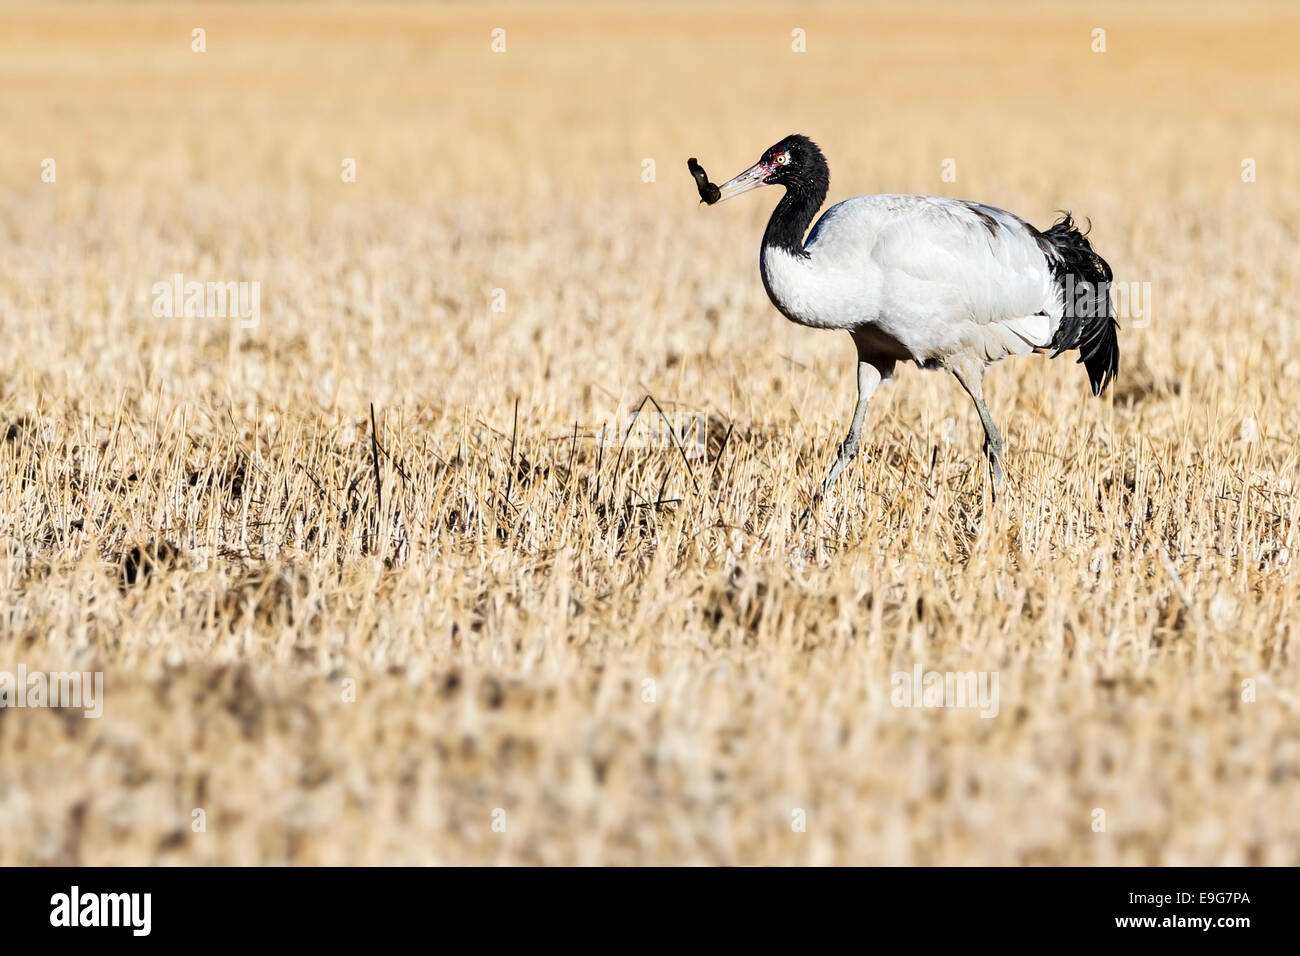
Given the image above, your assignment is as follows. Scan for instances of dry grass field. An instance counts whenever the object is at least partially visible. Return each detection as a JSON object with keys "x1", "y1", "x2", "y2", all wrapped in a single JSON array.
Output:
[{"x1": 1, "y1": 0, "x2": 1298, "y2": 865}]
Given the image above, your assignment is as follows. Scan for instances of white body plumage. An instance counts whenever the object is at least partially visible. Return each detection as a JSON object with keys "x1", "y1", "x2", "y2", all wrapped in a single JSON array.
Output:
[{"x1": 760, "y1": 195, "x2": 1060, "y2": 367}]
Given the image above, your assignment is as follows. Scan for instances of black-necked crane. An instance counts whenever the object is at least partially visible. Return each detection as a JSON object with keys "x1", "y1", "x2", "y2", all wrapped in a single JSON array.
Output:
[{"x1": 692, "y1": 134, "x2": 1118, "y2": 512}]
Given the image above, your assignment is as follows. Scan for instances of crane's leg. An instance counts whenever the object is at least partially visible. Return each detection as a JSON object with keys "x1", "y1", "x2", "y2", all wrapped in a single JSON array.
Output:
[
  {"x1": 819, "y1": 358, "x2": 883, "y2": 493},
  {"x1": 799, "y1": 351, "x2": 891, "y2": 524},
  {"x1": 950, "y1": 359, "x2": 1004, "y2": 497}
]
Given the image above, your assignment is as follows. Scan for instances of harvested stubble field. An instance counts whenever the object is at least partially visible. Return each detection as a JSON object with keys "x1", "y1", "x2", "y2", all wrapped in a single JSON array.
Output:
[{"x1": 0, "y1": 0, "x2": 1297, "y2": 866}]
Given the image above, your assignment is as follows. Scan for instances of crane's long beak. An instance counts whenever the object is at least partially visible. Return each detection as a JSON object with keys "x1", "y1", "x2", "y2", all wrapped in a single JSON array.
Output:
[{"x1": 715, "y1": 160, "x2": 773, "y2": 202}]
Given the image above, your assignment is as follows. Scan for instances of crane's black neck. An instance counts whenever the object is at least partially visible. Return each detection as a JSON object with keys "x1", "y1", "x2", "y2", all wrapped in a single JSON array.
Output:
[{"x1": 762, "y1": 174, "x2": 828, "y2": 258}]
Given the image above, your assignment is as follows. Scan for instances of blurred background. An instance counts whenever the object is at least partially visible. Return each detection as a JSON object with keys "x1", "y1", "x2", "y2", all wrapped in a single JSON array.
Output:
[{"x1": 0, "y1": 1, "x2": 1297, "y2": 864}]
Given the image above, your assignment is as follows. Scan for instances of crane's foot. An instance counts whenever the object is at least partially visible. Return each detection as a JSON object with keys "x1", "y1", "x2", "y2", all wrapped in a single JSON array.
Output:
[
  {"x1": 799, "y1": 464, "x2": 845, "y2": 529},
  {"x1": 984, "y1": 441, "x2": 1004, "y2": 502},
  {"x1": 800, "y1": 439, "x2": 862, "y2": 527}
]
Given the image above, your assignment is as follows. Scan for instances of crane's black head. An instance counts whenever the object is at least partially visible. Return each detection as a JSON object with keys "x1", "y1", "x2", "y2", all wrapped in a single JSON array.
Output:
[
  {"x1": 760, "y1": 135, "x2": 828, "y2": 192},
  {"x1": 715, "y1": 134, "x2": 828, "y2": 203}
]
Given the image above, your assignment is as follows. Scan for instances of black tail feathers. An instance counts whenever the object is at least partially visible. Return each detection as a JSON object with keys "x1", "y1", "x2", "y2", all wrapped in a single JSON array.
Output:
[{"x1": 1040, "y1": 214, "x2": 1119, "y2": 396}]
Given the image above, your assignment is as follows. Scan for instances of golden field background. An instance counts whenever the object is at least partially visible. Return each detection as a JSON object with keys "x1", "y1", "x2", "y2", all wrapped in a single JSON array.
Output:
[{"x1": 0, "y1": 0, "x2": 1297, "y2": 864}]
